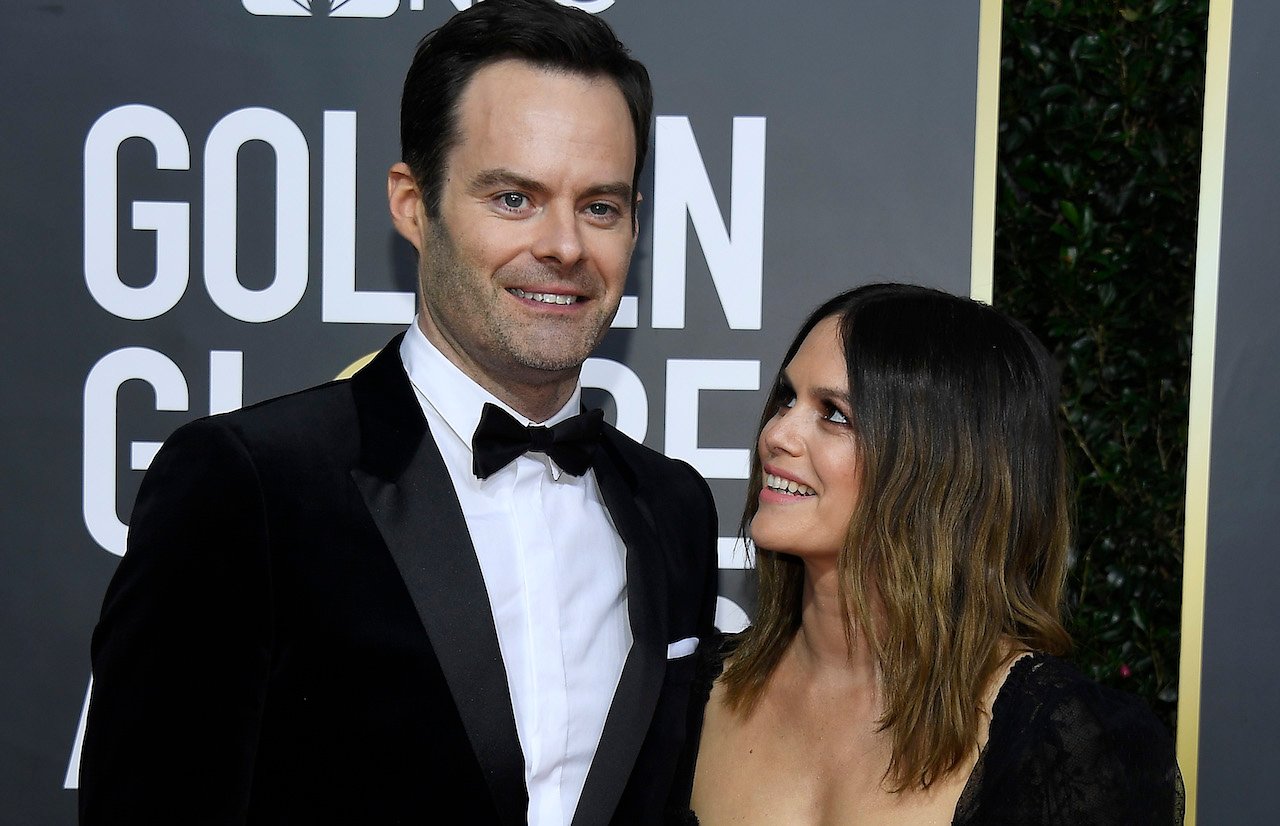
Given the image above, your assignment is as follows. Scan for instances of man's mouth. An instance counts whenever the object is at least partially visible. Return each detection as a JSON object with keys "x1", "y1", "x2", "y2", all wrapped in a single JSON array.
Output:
[
  {"x1": 509, "y1": 287, "x2": 581, "y2": 306},
  {"x1": 764, "y1": 472, "x2": 815, "y2": 497}
]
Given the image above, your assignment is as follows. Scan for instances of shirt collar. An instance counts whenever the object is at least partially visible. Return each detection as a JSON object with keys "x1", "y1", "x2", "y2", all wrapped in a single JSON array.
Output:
[{"x1": 399, "y1": 318, "x2": 583, "y2": 456}]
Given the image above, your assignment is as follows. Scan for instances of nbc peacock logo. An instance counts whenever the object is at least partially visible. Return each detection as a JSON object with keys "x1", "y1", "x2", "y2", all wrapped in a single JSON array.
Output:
[
  {"x1": 243, "y1": 0, "x2": 615, "y2": 18},
  {"x1": 243, "y1": 0, "x2": 402, "y2": 17}
]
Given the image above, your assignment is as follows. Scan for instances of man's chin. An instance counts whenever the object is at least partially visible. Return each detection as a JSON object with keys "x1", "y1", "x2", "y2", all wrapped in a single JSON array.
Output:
[
  {"x1": 500, "y1": 326, "x2": 608, "y2": 375},
  {"x1": 509, "y1": 350, "x2": 595, "y2": 375}
]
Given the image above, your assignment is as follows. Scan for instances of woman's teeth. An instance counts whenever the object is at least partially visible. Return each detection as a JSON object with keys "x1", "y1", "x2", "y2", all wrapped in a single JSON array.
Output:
[{"x1": 764, "y1": 473, "x2": 815, "y2": 496}]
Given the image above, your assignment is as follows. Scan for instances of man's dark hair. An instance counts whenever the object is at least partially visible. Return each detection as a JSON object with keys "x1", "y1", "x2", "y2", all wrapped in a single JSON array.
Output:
[{"x1": 401, "y1": 0, "x2": 653, "y2": 219}]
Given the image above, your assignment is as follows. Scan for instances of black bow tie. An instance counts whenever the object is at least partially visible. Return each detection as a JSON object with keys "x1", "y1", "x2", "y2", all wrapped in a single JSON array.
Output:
[{"x1": 471, "y1": 402, "x2": 604, "y2": 479}]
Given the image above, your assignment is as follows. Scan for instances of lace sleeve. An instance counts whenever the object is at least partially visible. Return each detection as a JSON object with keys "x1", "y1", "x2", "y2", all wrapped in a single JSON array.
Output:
[{"x1": 956, "y1": 656, "x2": 1185, "y2": 825}]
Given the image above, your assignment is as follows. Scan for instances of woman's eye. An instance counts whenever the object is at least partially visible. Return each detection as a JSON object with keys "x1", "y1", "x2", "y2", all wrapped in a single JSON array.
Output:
[{"x1": 823, "y1": 405, "x2": 849, "y2": 425}]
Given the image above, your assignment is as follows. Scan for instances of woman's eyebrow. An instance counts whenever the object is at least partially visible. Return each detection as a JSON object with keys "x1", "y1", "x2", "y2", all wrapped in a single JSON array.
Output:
[
  {"x1": 812, "y1": 385, "x2": 853, "y2": 406},
  {"x1": 779, "y1": 370, "x2": 850, "y2": 406}
]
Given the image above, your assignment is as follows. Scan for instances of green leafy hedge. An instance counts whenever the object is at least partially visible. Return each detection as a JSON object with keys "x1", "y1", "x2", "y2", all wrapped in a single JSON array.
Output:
[{"x1": 994, "y1": 0, "x2": 1208, "y2": 729}]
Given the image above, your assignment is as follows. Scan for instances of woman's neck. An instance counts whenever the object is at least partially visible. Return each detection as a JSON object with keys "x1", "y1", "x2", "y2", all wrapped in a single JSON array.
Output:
[{"x1": 790, "y1": 560, "x2": 881, "y2": 692}]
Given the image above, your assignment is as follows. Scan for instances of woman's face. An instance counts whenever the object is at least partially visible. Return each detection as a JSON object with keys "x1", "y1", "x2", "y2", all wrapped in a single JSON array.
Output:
[{"x1": 753, "y1": 315, "x2": 862, "y2": 560}]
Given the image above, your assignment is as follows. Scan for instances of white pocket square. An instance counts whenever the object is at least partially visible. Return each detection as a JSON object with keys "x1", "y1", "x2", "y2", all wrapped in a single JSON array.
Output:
[{"x1": 666, "y1": 636, "x2": 699, "y2": 659}]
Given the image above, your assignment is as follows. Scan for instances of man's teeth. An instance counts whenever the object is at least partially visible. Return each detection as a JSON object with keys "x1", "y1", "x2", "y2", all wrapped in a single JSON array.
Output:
[
  {"x1": 510, "y1": 288, "x2": 579, "y2": 305},
  {"x1": 764, "y1": 473, "x2": 815, "y2": 496}
]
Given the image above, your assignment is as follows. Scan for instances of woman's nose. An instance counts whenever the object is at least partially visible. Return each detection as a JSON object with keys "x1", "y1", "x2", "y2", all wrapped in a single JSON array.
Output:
[{"x1": 760, "y1": 409, "x2": 802, "y2": 457}]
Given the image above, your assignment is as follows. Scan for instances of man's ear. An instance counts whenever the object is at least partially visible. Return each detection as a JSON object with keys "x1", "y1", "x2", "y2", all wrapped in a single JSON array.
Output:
[
  {"x1": 632, "y1": 190, "x2": 643, "y2": 241},
  {"x1": 388, "y1": 162, "x2": 426, "y2": 252}
]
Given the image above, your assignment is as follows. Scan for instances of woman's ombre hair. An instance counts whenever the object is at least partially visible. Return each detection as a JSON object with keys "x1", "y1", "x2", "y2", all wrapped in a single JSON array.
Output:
[{"x1": 721, "y1": 283, "x2": 1073, "y2": 790}]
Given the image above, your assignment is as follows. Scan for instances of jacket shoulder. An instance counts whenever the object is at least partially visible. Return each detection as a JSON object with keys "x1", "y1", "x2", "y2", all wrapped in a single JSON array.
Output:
[
  {"x1": 142, "y1": 378, "x2": 368, "y2": 498},
  {"x1": 600, "y1": 424, "x2": 713, "y2": 502}
]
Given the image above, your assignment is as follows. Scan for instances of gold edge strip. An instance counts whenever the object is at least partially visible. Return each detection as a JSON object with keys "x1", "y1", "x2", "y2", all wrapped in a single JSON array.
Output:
[
  {"x1": 969, "y1": 0, "x2": 1001, "y2": 304},
  {"x1": 1178, "y1": 1, "x2": 1234, "y2": 823}
]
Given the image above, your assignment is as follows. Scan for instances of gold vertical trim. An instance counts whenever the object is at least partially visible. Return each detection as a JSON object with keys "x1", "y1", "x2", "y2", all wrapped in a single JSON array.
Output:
[
  {"x1": 1178, "y1": 1, "x2": 1234, "y2": 823},
  {"x1": 969, "y1": 0, "x2": 1002, "y2": 304}
]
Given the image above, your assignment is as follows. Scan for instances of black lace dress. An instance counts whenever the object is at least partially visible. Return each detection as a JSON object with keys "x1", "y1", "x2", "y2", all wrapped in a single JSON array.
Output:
[
  {"x1": 951, "y1": 652, "x2": 1184, "y2": 824},
  {"x1": 673, "y1": 645, "x2": 1185, "y2": 825}
]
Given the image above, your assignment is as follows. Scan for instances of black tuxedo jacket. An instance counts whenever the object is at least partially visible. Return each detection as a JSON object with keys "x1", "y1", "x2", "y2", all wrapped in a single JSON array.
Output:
[{"x1": 79, "y1": 337, "x2": 719, "y2": 825}]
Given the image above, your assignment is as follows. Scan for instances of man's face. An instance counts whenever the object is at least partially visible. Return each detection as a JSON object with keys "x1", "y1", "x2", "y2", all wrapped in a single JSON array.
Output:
[{"x1": 392, "y1": 59, "x2": 637, "y2": 401}]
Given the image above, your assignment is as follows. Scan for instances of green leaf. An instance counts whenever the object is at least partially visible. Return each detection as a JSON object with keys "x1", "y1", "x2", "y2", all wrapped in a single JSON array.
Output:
[{"x1": 1060, "y1": 199, "x2": 1082, "y2": 228}]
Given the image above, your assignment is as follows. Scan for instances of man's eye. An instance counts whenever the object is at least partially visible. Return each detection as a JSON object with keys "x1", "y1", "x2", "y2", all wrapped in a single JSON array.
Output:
[
  {"x1": 587, "y1": 202, "x2": 618, "y2": 217},
  {"x1": 499, "y1": 193, "x2": 528, "y2": 210}
]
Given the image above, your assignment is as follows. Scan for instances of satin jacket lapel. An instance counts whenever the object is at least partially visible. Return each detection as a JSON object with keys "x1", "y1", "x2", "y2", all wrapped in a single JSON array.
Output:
[
  {"x1": 572, "y1": 432, "x2": 670, "y2": 826},
  {"x1": 346, "y1": 337, "x2": 526, "y2": 826}
]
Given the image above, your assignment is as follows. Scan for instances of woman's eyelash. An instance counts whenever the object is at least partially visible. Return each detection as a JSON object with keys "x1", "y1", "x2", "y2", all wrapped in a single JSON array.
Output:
[
  {"x1": 823, "y1": 403, "x2": 850, "y2": 424},
  {"x1": 773, "y1": 382, "x2": 851, "y2": 424}
]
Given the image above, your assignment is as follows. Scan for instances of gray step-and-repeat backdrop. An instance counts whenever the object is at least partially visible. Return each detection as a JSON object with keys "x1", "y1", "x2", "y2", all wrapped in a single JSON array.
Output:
[
  {"x1": 1, "y1": 1, "x2": 988, "y2": 820},
  {"x1": 1180, "y1": 0, "x2": 1280, "y2": 822}
]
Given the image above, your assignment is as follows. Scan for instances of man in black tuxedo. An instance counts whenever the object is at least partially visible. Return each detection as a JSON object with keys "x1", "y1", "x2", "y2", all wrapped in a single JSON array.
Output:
[{"x1": 78, "y1": 1, "x2": 718, "y2": 823}]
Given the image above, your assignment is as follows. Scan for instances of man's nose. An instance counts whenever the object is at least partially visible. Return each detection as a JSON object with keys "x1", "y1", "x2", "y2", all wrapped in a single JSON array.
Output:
[{"x1": 531, "y1": 203, "x2": 584, "y2": 267}]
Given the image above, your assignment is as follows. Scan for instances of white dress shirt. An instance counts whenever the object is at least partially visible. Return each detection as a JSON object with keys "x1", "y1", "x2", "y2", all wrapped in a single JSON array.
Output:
[{"x1": 399, "y1": 322, "x2": 631, "y2": 825}]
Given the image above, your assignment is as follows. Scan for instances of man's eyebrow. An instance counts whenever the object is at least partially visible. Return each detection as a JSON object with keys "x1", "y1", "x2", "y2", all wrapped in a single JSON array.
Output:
[
  {"x1": 469, "y1": 168, "x2": 547, "y2": 195},
  {"x1": 468, "y1": 169, "x2": 633, "y2": 203},
  {"x1": 584, "y1": 181, "x2": 634, "y2": 202}
]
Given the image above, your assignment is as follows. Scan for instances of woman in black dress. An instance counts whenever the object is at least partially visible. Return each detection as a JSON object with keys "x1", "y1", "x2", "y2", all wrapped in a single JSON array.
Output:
[{"x1": 686, "y1": 284, "x2": 1183, "y2": 824}]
